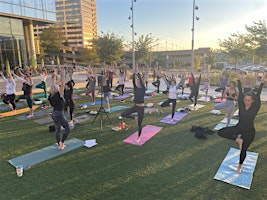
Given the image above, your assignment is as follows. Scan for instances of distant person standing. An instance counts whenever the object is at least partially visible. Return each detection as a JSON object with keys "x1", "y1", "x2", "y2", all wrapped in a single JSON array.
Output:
[
  {"x1": 35, "y1": 68, "x2": 48, "y2": 98},
  {"x1": 0, "y1": 71, "x2": 16, "y2": 112},
  {"x1": 188, "y1": 72, "x2": 201, "y2": 107},
  {"x1": 215, "y1": 72, "x2": 229, "y2": 99},
  {"x1": 86, "y1": 65, "x2": 96, "y2": 105}
]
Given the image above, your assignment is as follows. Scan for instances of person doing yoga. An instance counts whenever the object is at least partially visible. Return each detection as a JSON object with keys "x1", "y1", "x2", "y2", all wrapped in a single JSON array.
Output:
[
  {"x1": 48, "y1": 68, "x2": 71, "y2": 150},
  {"x1": 86, "y1": 65, "x2": 96, "y2": 105},
  {"x1": 152, "y1": 70, "x2": 161, "y2": 93},
  {"x1": 35, "y1": 68, "x2": 48, "y2": 98},
  {"x1": 215, "y1": 81, "x2": 238, "y2": 126},
  {"x1": 217, "y1": 72, "x2": 265, "y2": 173},
  {"x1": 178, "y1": 72, "x2": 186, "y2": 95},
  {"x1": 215, "y1": 72, "x2": 229, "y2": 99},
  {"x1": 161, "y1": 75, "x2": 179, "y2": 122},
  {"x1": 120, "y1": 64, "x2": 145, "y2": 143},
  {"x1": 0, "y1": 71, "x2": 16, "y2": 112},
  {"x1": 64, "y1": 80, "x2": 75, "y2": 127},
  {"x1": 188, "y1": 72, "x2": 201, "y2": 108}
]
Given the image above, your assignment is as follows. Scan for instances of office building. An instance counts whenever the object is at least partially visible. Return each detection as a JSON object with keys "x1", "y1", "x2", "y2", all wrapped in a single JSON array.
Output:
[{"x1": 0, "y1": 0, "x2": 56, "y2": 68}]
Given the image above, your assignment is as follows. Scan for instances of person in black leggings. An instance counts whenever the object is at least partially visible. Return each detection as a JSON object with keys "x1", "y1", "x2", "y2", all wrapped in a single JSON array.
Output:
[
  {"x1": 188, "y1": 72, "x2": 201, "y2": 107},
  {"x1": 218, "y1": 72, "x2": 265, "y2": 173},
  {"x1": 152, "y1": 73, "x2": 161, "y2": 93},
  {"x1": 120, "y1": 64, "x2": 145, "y2": 142},
  {"x1": 64, "y1": 80, "x2": 75, "y2": 127}
]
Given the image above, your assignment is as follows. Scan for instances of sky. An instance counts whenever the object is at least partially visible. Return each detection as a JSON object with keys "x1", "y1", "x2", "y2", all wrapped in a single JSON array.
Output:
[{"x1": 95, "y1": 0, "x2": 267, "y2": 50}]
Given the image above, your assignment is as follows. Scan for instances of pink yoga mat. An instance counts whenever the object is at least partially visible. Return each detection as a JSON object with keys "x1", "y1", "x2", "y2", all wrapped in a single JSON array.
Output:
[
  {"x1": 114, "y1": 93, "x2": 131, "y2": 100},
  {"x1": 123, "y1": 125, "x2": 163, "y2": 146},
  {"x1": 214, "y1": 98, "x2": 226, "y2": 103},
  {"x1": 160, "y1": 112, "x2": 188, "y2": 124}
]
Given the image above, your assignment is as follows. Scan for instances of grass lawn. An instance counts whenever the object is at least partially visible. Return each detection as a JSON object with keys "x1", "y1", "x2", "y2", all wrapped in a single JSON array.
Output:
[{"x1": 0, "y1": 90, "x2": 267, "y2": 200}]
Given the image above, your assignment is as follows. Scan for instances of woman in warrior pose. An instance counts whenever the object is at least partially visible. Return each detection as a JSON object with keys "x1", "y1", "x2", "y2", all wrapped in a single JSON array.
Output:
[{"x1": 218, "y1": 72, "x2": 265, "y2": 173}]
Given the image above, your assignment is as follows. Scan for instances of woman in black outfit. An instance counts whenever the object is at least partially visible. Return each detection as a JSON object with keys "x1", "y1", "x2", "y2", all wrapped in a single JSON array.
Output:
[
  {"x1": 152, "y1": 71, "x2": 161, "y2": 93},
  {"x1": 64, "y1": 80, "x2": 75, "y2": 127},
  {"x1": 188, "y1": 72, "x2": 201, "y2": 107},
  {"x1": 48, "y1": 68, "x2": 71, "y2": 150},
  {"x1": 120, "y1": 64, "x2": 145, "y2": 142},
  {"x1": 218, "y1": 72, "x2": 265, "y2": 173}
]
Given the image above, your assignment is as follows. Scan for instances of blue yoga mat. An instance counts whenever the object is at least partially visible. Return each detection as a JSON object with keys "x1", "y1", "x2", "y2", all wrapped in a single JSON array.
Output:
[
  {"x1": 109, "y1": 106, "x2": 130, "y2": 113},
  {"x1": 0, "y1": 103, "x2": 24, "y2": 111},
  {"x1": 214, "y1": 148, "x2": 258, "y2": 189},
  {"x1": 80, "y1": 100, "x2": 107, "y2": 107},
  {"x1": 33, "y1": 93, "x2": 45, "y2": 98},
  {"x1": 214, "y1": 118, "x2": 239, "y2": 130},
  {"x1": 145, "y1": 89, "x2": 155, "y2": 94},
  {"x1": 74, "y1": 89, "x2": 84, "y2": 93},
  {"x1": 7, "y1": 138, "x2": 85, "y2": 170}
]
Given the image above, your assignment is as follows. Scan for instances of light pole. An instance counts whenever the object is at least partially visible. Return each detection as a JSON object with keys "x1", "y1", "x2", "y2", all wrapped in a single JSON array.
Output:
[
  {"x1": 130, "y1": 0, "x2": 137, "y2": 69},
  {"x1": 191, "y1": 0, "x2": 199, "y2": 71}
]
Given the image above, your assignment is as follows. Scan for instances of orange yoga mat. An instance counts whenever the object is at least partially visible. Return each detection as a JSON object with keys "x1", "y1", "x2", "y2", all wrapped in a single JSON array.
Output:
[{"x1": 0, "y1": 105, "x2": 38, "y2": 117}]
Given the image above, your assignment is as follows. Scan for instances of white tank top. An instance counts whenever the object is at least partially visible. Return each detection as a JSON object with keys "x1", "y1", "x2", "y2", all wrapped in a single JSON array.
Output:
[{"x1": 168, "y1": 85, "x2": 177, "y2": 99}]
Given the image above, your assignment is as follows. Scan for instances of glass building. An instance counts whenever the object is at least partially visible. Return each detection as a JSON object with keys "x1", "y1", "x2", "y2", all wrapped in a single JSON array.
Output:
[{"x1": 0, "y1": 0, "x2": 56, "y2": 69}]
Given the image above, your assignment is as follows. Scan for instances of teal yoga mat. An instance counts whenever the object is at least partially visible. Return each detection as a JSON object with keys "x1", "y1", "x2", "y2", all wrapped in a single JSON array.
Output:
[
  {"x1": 214, "y1": 118, "x2": 239, "y2": 130},
  {"x1": 109, "y1": 106, "x2": 130, "y2": 113},
  {"x1": 7, "y1": 138, "x2": 84, "y2": 170}
]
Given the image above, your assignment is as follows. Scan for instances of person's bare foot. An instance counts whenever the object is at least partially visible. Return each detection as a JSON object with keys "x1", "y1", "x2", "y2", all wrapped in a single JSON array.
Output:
[
  {"x1": 60, "y1": 142, "x2": 65, "y2": 150},
  {"x1": 236, "y1": 164, "x2": 242, "y2": 173},
  {"x1": 136, "y1": 136, "x2": 141, "y2": 143},
  {"x1": 170, "y1": 118, "x2": 174, "y2": 122},
  {"x1": 235, "y1": 137, "x2": 243, "y2": 151}
]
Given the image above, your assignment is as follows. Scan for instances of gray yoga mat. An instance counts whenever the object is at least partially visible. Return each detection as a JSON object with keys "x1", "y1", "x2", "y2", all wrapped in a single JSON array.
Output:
[
  {"x1": 7, "y1": 138, "x2": 85, "y2": 170},
  {"x1": 16, "y1": 108, "x2": 53, "y2": 120}
]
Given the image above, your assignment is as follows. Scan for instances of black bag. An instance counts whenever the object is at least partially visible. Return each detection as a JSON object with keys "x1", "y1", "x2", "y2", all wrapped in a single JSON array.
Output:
[{"x1": 49, "y1": 125, "x2": 55, "y2": 132}]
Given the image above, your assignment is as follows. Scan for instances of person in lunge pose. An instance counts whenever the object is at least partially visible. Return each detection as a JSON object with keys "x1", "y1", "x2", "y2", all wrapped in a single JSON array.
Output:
[
  {"x1": 0, "y1": 71, "x2": 16, "y2": 112},
  {"x1": 188, "y1": 72, "x2": 201, "y2": 108},
  {"x1": 48, "y1": 68, "x2": 71, "y2": 150},
  {"x1": 215, "y1": 81, "x2": 238, "y2": 126},
  {"x1": 215, "y1": 72, "x2": 229, "y2": 99},
  {"x1": 12, "y1": 69, "x2": 34, "y2": 117},
  {"x1": 161, "y1": 75, "x2": 179, "y2": 122},
  {"x1": 120, "y1": 64, "x2": 145, "y2": 142},
  {"x1": 35, "y1": 68, "x2": 48, "y2": 98},
  {"x1": 217, "y1": 72, "x2": 265, "y2": 173}
]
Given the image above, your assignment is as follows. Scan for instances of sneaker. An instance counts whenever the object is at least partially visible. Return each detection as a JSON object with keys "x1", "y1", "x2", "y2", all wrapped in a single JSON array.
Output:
[{"x1": 105, "y1": 108, "x2": 110, "y2": 113}]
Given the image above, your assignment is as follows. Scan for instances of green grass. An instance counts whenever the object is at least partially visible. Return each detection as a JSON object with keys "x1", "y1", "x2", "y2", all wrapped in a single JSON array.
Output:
[{"x1": 0, "y1": 91, "x2": 267, "y2": 200}]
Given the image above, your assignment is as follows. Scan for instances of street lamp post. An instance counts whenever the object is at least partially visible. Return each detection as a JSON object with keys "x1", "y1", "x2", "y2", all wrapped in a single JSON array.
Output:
[
  {"x1": 191, "y1": 0, "x2": 199, "y2": 71},
  {"x1": 130, "y1": 0, "x2": 136, "y2": 69}
]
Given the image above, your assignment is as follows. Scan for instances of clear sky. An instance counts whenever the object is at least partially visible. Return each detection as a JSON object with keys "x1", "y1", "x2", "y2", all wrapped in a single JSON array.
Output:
[{"x1": 95, "y1": 0, "x2": 267, "y2": 50}]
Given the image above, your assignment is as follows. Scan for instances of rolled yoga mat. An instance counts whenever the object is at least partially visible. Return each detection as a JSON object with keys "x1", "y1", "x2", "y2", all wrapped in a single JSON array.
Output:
[
  {"x1": 123, "y1": 125, "x2": 163, "y2": 146},
  {"x1": 214, "y1": 147, "x2": 258, "y2": 189},
  {"x1": 7, "y1": 138, "x2": 85, "y2": 170}
]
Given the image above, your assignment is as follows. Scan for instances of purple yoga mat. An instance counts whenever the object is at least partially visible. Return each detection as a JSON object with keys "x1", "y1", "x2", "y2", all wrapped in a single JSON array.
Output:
[
  {"x1": 123, "y1": 125, "x2": 163, "y2": 146},
  {"x1": 114, "y1": 93, "x2": 131, "y2": 100},
  {"x1": 160, "y1": 112, "x2": 188, "y2": 124},
  {"x1": 144, "y1": 96, "x2": 152, "y2": 99}
]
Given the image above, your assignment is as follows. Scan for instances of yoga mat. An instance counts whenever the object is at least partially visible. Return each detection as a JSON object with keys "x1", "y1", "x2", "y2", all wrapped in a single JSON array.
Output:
[
  {"x1": 73, "y1": 96, "x2": 80, "y2": 99},
  {"x1": 144, "y1": 96, "x2": 152, "y2": 99},
  {"x1": 145, "y1": 89, "x2": 155, "y2": 94},
  {"x1": 130, "y1": 107, "x2": 159, "y2": 116},
  {"x1": 7, "y1": 138, "x2": 85, "y2": 170},
  {"x1": 0, "y1": 105, "x2": 38, "y2": 117},
  {"x1": 16, "y1": 108, "x2": 53, "y2": 120},
  {"x1": 160, "y1": 112, "x2": 188, "y2": 124},
  {"x1": 0, "y1": 103, "x2": 24, "y2": 111},
  {"x1": 177, "y1": 94, "x2": 190, "y2": 100},
  {"x1": 79, "y1": 100, "x2": 106, "y2": 107},
  {"x1": 74, "y1": 89, "x2": 84, "y2": 93},
  {"x1": 33, "y1": 93, "x2": 45, "y2": 98},
  {"x1": 214, "y1": 148, "x2": 258, "y2": 189},
  {"x1": 34, "y1": 117, "x2": 53, "y2": 124},
  {"x1": 35, "y1": 97, "x2": 47, "y2": 101},
  {"x1": 198, "y1": 96, "x2": 210, "y2": 102},
  {"x1": 186, "y1": 104, "x2": 205, "y2": 110},
  {"x1": 114, "y1": 93, "x2": 131, "y2": 100},
  {"x1": 214, "y1": 118, "x2": 239, "y2": 130},
  {"x1": 123, "y1": 125, "x2": 162, "y2": 146},
  {"x1": 109, "y1": 106, "x2": 130, "y2": 113},
  {"x1": 74, "y1": 114, "x2": 94, "y2": 124},
  {"x1": 214, "y1": 98, "x2": 226, "y2": 103},
  {"x1": 233, "y1": 109, "x2": 239, "y2": 117}
]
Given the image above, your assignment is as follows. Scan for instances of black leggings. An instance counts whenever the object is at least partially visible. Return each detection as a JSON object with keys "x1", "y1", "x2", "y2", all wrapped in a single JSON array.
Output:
[
  {"x1": 3, "y1": 94, "x2": 16, "y2": 110},
  {"x1": 189, "y1": 92, "x2": 198, "y2": 107},
  {"x1": 152, "y1": 80, "x2": 160, "y2": 93},
  {"x1": 161, "y1": 98, "x2": 176, "y2": 118},
  {"x1": 215, "y1": 87, "x2": 225, "y2": 99},
  {"x1": 115, "y1": 84, "x2": 125, "y2": 96},
  {"x1": 179, "y1": 85, "x2": 184, "y2": 95},
  {"x1": 65, "y1": 101, "x2": 75, "y2": 121},
  {"x1": 52, "y1": 111, "x2": 71, "y2": 144},
  {"x1": 121, "y1": 105, "x2": 144, "y2": 137},
  {"x1": 218, "y1": 126, "x2": 255, "y2": 164}
]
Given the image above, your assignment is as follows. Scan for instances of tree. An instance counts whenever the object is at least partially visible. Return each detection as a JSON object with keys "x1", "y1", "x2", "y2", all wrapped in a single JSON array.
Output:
[
  {"x1": 39, "y1": 26, "x2": 64, "y2": 59},
  {"x1": 219, "y1": 34, "x2": 247, "y2": 68},
  {"x1": 245, "y1": 20, "x2": 267, "y2": 65},
  {"x1": 31, "y1": 57, "x2": 37, "y2": 69},
  {"x1": 78, "y1": 46, "x2": 98, "y2": 64},
  {"x1": 205, "y1": 49, "x2": 217, "y2": 69},
  {"x1": 5, "y1": 60, "x2": 10, "y2": 75},
  {"x1": 135, "y1": 34, "x2": 156, "y2": 65},
  {"x1": 92, "y1": 32, "x2": 124, "y2": 64}
]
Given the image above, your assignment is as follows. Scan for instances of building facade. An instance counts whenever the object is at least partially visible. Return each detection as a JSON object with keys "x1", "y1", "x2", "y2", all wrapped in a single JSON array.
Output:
[
  {"x1": 0, "y1": 0, "x2": 56, "y2": 69},
  {"x1": 35, "y1": 0, "x2": 97, "y2": 48}
]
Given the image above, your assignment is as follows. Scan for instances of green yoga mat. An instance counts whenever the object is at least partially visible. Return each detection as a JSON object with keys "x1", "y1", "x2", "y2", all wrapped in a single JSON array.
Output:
[{"x1": 7, "y1": 138, "x2": 84, "y2": 170}]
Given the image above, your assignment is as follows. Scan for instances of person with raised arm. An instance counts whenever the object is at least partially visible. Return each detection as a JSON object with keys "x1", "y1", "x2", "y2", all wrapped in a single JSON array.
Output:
[
  {"x1": 48, "y1": 68, "x2": 71, "y2": 150},
  {"x1": 120, "y1": 64, "x2": 146, "y2": 142},
  {"x1": 115, "y1": 67, "x2": 126, "y2": 97},
  {"x1": 86, "y1": 65, "x2": 96, "y2": 105},
  {"x1": 0, "y1": 71, "x2": 16, "y2": 112},
  {"x1": 215, "y1": 72, "x2": 229, "y2": 99},
  {"x1": 218, "y1": 72, "x2": 265, "y2": 173},
  {"x1": 35, "y1": 68, "x2": 48, "y2": 98},
  {"x1": 12, "y1": 69, "x2": 34, "y2": 117},
  {"x1": 188, "y1": 72, "x2": 202, "y2": 108}
]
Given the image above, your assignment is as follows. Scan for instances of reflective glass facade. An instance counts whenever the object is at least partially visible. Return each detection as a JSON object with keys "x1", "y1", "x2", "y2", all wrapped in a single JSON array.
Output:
[{"x1": 0, "y1": 0, "x2": 56, "y2": 22}]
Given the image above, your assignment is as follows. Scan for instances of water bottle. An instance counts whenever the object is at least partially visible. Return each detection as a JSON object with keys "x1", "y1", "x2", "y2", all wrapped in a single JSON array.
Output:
[{"x1": 16, "y1": 165, "x2": 23, "y2": 177}]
